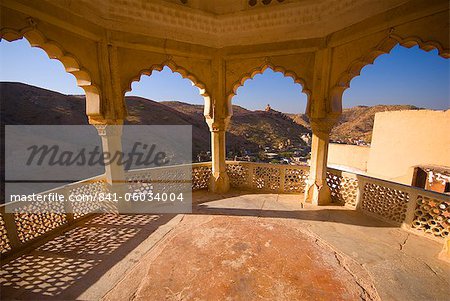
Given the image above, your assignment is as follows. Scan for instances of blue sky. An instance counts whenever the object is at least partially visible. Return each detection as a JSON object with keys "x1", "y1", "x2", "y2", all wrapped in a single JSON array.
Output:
[{"x1": 1, "y1": 38, "x2": 448, "y2": 113}]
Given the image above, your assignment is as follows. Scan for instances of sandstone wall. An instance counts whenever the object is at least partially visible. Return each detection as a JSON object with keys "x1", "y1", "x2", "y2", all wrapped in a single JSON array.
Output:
[
  {"x1": 366, "y1": 110, "x2": 450, "y2": 184},
  {"x1": 328, "y1": 143, "x2": 370, "y2": 172}
]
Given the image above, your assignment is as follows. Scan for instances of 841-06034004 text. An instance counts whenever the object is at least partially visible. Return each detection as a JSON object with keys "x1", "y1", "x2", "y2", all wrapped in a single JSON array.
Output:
[
  {"x1": 93, "y1": 192, "x2": 185, "y2": 202},
  {"x1": 9, "y1": 192, "x2": 185, "y2": 203}
]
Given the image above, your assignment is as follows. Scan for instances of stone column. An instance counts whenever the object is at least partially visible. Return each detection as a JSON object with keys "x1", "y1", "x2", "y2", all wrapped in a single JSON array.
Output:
[
  {"x1": 304, "y1": 117, "x2": 337, "y2": 205},
  {"x1": 206, "y1": 118, "x2": 230, "y2": 193},
  {"x1": 94, "y1": 123, "x2": 125, "y2": 185},
  {"x1": 93, "y1": 121, "x2": 128, "y2": 212}
]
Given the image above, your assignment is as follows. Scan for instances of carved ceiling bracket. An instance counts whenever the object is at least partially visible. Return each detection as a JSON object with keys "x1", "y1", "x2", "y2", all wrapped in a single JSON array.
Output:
[
  {"x1": 164, "y1": 54, "x2": 174, "y2": 64},
  {"x1": 263, "y1": 56, "x2": 272, "y2": 66},
  {"x1": 26, "y1": 17, "x2": 37, "y2": 29},
  {"x1": 388, "y1": 27, "x2": 396, "y2": 38}
]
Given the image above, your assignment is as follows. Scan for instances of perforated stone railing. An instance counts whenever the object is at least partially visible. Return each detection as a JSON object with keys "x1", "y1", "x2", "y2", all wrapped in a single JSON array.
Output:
[
  {"x1": 225, "y1": 163, "x2": 448, "y2": 242},
  {"x1": 359, "y1": 177, "x2": 411, "y2": 225},
  {"x1": 325, "y1": 168, "x2": 450, "y2": 242},
  {"x1": 326, "y1": 168, "x2": 359, "y2": 208},
  {"x1": 411, "y1": 193, "x2": 449, "y2": 239},
  {"x1": 192, "y1": 163, "x2": 212, "y2": 190},
  {"x1": 0, "y1": 163, "x2": 214, "y2": 256},
  {"x1": 0, "y1": 175, "x2": 106, "y2": 256},
  {"x1": 2, "y1": 162, "x2": 447, "y2": 256},
  {"x1": 411, "y1": 191, "x2": 450, "y2": 238},
  {"x1": 226, "y1": 161, "x2": 309, "y2": 193},
  {"x1": 126, "y1": 161, "x2": 309, "y2": 194},
  {"x1": 68, "y1": 178, "x2": 108, "y2": 220},
  {"x1": 362, "y1": 179, "x2": 449, "y2": 241},
  {"x1": 0, "y1": 213, "x2": 12, "y2": 254},
  {"x1": 126, "y1": 161, "x2": 310, "y2": 194},
  {"x1": 126, "y1": 162, "x2": 211, "y2": 192}
]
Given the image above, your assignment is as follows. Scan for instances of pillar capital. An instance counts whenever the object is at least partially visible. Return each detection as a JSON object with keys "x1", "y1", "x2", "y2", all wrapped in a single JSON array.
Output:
[
  {"x1": 93, "y1": 123, "x2": 123, "y2": 137},
  {"x1": 205, "y1": 116, "x2": 230, "y2": 132},
  {"x1": 309, "y1": 116, "x2": 339, "y2": 138},
  {"x1": 88, "y1": 117, "x2": 124, "y2": 125}
]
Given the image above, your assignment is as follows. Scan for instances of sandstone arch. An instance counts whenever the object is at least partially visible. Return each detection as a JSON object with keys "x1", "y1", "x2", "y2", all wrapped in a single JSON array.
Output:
[
  {"x1": 124, "y1": 61, "x2": 211, "y2": 98},
  {"x1": 0, "y1": 27, "x2": 102, "y2": 117},
  {"x1": 124, "y1": 60, "x2": 213, "y2": 117},
  {"x1": 228, "y1": 64, "x2": 311, "y2": 112},
  {"x1": 330, "y1": 35, "x2": 450, "y2": 113}
]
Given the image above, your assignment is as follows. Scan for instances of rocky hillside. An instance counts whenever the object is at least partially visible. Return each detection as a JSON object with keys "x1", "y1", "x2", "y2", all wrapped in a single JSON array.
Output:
[
  {"x1": 2, "y1": 82, "x2": 425, "y2": 151},
  {"x1": 288, "y1": 105, "x2": 422, "y2": 143},
  {"x1": 1, "y1": 82, "x2": 89, "y2": 125},
  {"x1": 161, "y1": 101, "x2": 310, "y2": 153},
  {"x1": 1, "y1": 82, "x2": 309, "y2": 156}
]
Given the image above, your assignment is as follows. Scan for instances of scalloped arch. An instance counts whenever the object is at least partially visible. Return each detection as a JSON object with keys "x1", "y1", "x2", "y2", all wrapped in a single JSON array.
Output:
[
  {"x1": 330, "y1": 34, "x2": 449, "y2": 113},
  {"x1": 124, "y1": 61, "x2": 211, "y2": 99},
  {"x1": 0, "y1": 27, "x2": 99, "y2": 94},
  {"x1": 228, "y1": 64, "x2": 311, "y2": 106}
]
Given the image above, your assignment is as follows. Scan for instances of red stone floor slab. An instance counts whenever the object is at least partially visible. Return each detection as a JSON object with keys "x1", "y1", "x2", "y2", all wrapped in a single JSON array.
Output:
[{"x1": 105, "y1": 215, "x2": 374, "y2": 301}]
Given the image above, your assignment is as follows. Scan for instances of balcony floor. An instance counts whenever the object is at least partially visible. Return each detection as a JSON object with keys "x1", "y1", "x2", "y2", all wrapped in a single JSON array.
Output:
[{"x1": 1, "y1": 191, "x2": 449, "y2": 301}]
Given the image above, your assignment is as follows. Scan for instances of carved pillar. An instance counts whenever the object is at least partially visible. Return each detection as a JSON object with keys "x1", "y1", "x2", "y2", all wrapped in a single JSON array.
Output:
[
  {"x1": 83, "y1": 35, "x2": 128, "y2": 211},
  {"x1": 203, "y1": 52, "x2": 232, "y2": 193},
  {"x1": 93, "y1": 122, "x2": 125, "y2": 185},
  {"x1": 305, "y1": 117, "x2": 338, "y2": 205},
  {"x1": 92, "y1": 120, "x2": 128, "y2": 212},
  {"x1": 206, "y1": 117, "x2": 230, "y2": 193}
]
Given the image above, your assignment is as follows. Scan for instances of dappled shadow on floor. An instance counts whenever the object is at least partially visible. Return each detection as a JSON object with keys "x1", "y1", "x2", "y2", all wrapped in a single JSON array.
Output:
[
  {"x1": 192, "y1": 190, "x2": 394, "y2": 228},
  {"x1": 0, "y1": 190, "x2": 396, "y2": 300},
  {"x1": 0, "y1": 213, "x2": 176, "y2": 300},
  {"x1": 194, "y1": 206, "x2": 393, "y2": 228}
]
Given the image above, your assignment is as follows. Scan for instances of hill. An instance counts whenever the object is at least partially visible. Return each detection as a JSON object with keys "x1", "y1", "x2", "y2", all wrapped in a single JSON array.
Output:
[
  {"x1": 288, "y1": 105, "x2": 421, "y2": 144},
  {"x1": 2, "y1": 82, "x2": 424, "y2": 153},
  {"x1": 1, "y1": 82, "x2": 310, "y2": 158},
  {"x1": 160, "y1": 101, "x2": 310, "y2": 153},
  {"x1": 0, "y1": 82, "x2": 89, "y2": 125}
]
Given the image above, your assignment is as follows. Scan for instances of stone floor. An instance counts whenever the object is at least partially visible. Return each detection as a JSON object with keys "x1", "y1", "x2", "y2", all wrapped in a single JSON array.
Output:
[{"x1": 1, "y1": 191, "x2": 449, "y2": 300}]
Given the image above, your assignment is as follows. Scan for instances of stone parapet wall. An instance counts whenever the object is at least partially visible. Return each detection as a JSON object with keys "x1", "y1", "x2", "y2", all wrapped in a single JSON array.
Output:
[
  {"x1": 0, "y1": 175, "x2": 106, "y2": 256},
  {"x1": 326, "y1": 167, "x2": 450, "y2": 242},
  {"x1": 1, "y1": 162, "x2": 448, "y2": 258}
]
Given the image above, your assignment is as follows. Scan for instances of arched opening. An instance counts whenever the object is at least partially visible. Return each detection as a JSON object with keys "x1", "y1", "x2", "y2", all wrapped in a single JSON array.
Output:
[
  {"x1": 0, "y1": 37, "x2": 87, "y2": 124},
  {"x1": 0, "y1": 35, "x2": 102, "y2": 198},
  {"x1": 339, "y1": 44, "x2": 448, "y2": 145},
  {"x1": 229, "y1": 67, "x2": 311, "y2": 164},
  {"x1": 125, "y1": 66, "x2": 211, "y2": 163},
  {"x1": 1, "y1": 28, "x2": 101, "y2": 119},
  {"x1": 331, "y1": 43, "x2": 449, "y2": 191}
]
